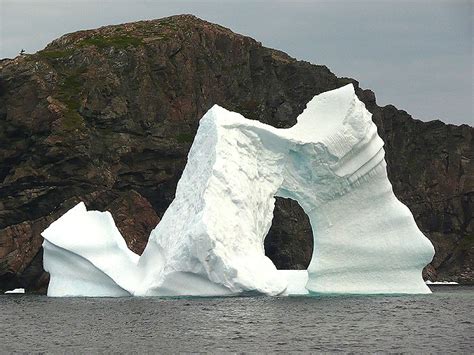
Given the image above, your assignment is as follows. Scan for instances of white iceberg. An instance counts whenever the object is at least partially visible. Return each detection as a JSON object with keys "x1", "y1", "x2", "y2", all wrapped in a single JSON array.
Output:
[
  {"x1": 42, "y1": 84, "x2": 435, "y2": 297},
  {"x1": 4, "y1": 288, "x2": 25, "y2": 294},
  {"x1": 42, "y1": 202, "x2": 141, "y2": 297},
  {"x1": 425, "y1": 280, "x2": 459, "y2": 285}
]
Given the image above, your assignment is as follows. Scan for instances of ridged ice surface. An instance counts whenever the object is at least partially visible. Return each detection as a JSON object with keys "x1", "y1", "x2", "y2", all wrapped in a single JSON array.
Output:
[{"x1": 42, "y1": 84, "x2": 434, "y2": 297}]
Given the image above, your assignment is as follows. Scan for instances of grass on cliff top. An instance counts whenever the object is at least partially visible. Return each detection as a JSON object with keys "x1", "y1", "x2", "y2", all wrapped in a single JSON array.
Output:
[
  {"x1": 78, "y1": 35, "x2": 143, "y2": 49},
  {"x1": 37, "y1": 49, "x2": 74, "y2": 60},
  {"x1": 36, "y1": 34, "x2": 142, "y2": 59},
  {"x1": 156, "y1": 18, "x2": 180, "y2": 30}
]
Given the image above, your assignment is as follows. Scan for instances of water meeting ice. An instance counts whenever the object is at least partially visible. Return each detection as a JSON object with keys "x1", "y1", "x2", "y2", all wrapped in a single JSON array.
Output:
[{"x1": 41, "y1": 84, "x2": 435, "y2": 297}]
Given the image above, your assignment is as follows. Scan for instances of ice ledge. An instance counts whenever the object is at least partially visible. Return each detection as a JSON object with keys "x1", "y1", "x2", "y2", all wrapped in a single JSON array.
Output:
[{"x1": 41, "y1": 84, "x2": 435, "y2": 297}]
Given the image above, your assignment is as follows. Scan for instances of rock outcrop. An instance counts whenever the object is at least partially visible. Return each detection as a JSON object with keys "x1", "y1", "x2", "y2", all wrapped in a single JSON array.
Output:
[{"x1": 0, "y1": 15, "x2": 472, "y2": 292}]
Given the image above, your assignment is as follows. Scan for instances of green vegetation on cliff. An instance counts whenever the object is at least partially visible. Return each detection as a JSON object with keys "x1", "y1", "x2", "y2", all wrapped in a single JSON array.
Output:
[{"x1": 78, "y1": 35, "x2": 143, "y2": 49}]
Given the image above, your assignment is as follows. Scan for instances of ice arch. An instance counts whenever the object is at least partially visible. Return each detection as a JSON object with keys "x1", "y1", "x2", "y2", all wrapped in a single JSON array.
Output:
[{"x1": 42, "y1": 84, "x2": 435, "y2": 297}]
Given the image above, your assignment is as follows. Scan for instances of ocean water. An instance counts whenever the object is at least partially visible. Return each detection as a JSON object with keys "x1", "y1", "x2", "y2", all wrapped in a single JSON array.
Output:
[{"x1": 1, "y1": 286, "x2": 473, "y2": 353}]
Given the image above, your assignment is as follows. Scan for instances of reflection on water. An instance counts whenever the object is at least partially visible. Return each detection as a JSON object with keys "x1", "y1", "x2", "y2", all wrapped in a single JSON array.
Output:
[{"x1": 0, "y1": 286, "x2": 473, "y2": 352}]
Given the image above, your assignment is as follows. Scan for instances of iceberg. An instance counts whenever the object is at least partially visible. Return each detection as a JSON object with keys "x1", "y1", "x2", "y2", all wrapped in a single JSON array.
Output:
[
  {"x1": 42, "y1": 84, "x2": 435, "y2": 297},
  {"x1": 42, "y1": 202, "x2": 141, "y2": 297},
  {"x1": 4, "y1": 288, "x2": 25, "y2": 294},
  {"x1": 425, "y1": 280, "x2": 459, "y2": 285}
]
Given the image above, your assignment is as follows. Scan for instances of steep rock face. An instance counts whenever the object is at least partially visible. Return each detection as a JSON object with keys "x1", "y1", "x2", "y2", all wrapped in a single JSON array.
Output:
[{"x1": 0, "y1": 15, "x2": 472, "y2": 291}]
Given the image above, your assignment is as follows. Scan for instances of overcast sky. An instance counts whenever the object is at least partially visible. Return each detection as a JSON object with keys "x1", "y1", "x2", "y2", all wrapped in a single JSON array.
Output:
[{"x1": 1, "y1": 0, "x2": 472, "y2": 125}]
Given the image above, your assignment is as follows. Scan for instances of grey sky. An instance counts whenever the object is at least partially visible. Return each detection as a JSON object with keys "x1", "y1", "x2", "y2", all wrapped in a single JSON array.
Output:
[{"x1": 1, "y1": 0, "x2": 472, "y2": 125}]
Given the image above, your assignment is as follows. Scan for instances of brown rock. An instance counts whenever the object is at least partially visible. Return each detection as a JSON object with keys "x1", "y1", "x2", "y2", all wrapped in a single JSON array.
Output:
[{"x1": 104, "y1": 190, "x2": 159, "y2": 255}]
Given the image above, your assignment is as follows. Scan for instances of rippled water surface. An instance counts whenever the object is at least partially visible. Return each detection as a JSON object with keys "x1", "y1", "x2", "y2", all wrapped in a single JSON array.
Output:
[{"x1": 1, "y1": 286, "x2": 473, "y2": 353}]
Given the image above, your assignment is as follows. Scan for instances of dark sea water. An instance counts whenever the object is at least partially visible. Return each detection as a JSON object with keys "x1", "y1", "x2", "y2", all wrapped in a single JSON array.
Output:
[{"x1": 1, "y1": 285, "x2": 473, "y2": 353}]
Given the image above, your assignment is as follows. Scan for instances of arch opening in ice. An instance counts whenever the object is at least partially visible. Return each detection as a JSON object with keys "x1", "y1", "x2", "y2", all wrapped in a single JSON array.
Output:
[{"x1": 264, "y1": 197, "x2": 313, "y2": 271}]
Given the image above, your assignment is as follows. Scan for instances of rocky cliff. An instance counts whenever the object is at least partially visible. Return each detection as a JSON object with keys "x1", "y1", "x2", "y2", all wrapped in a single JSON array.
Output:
[{"x1": 0, "y1": 15, "x2": 472, "y2": 292}]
